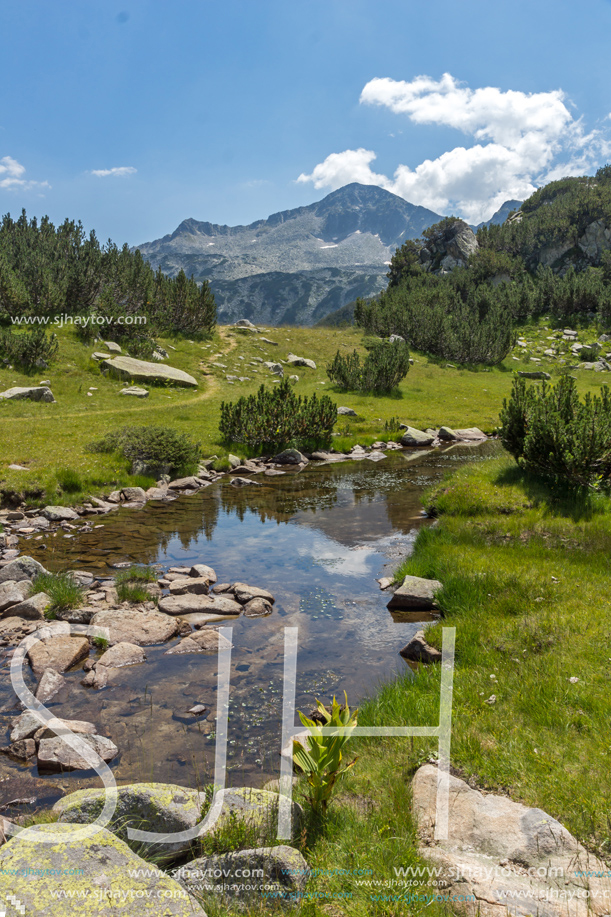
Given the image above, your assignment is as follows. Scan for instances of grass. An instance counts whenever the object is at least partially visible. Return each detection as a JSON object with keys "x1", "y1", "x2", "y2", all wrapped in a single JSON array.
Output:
[
  {"x1": 30, "y1": 571, "x2": 84, "y2": 615},
  {"x1": 0, "y1": 317, "x2": 608, "y2": 507},
  {"x1": 116, "y1": 583, "x2": 154, "y2": 604},
  {"x1": 114, "y1": 565, "x2": 157, "y2": 585},
  {"x1": 383, "y1": 453, "x2": 611, "y2": 857}
]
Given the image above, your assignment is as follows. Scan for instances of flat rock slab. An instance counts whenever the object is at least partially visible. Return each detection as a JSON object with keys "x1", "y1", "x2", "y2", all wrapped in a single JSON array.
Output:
[
  {"x1": 178, "y1": 612, "x2": 229, "y2": 628},
  {"x1": 387, "y1": 575, "x2": 443, "y2": 611},
  {"x1": 27, "y1": 634, "x2": 90, "y2": 675},
  {"x1": 0, "y1": 823, "x2": 206, "y2": 914},
  {"x1": 453, "y1": 427, "x2": 487, "y2": 441},
  {"x1": 37, "y1": 733, "x2": 118, "y2": 771},
  {"x1": 159, "y1": 594, "x2": 242, "y2": 616},
  {"x1": 165, "y1": 629, "x2": 232, "y2": 655},
  {"x1": 0, "y1": 385, "x2": 55, "y2": 402},
  {"x1": 54, "y1": 782, "x2": 208, "y2": 859},
  {"x1": 232, "y1": 583, "x2": 275, "y2": 604},
  {"x1": 120, "y1": 385, "x2": 149, "y2": 397},
  {"x1": 169, "y1": 576, "x2": 211, "y2": 596},
  {"x1": 0, "y1": 555, "x2": 47, "y2": 585},
  {"x1": 412, "y1": 764, "x2": 611, "y2": 917},
  {"x1": 101, "y1": 355, "x2": 198, "y2": 388},
  {"x1": 91, "y1": 608, "x2": 180, "y2": 645},
  {"x1": 177, "y1": 845, "x2": 309, "y2": 909}
]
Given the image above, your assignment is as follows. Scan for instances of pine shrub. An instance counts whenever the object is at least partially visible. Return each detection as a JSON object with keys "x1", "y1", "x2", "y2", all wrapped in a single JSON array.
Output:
[
  {"x1": 0, "y1": 327, "x2": 59, "y2": 368},
  {"x1": 219, "y1": 378, "x2": 337, "y2": 449},
  {"x1": 326, "y1": 339, "x2": 410, "y2": 393},
  {"x1": 500, "y1": 375, "x2": 611, "y2": 487},
  {"x1": 88, "y1": 425, "x2": 200, "y2": 476}
]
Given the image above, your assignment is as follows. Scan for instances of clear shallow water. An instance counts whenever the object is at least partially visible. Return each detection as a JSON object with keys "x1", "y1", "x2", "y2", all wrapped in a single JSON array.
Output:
[{"x1": 0, "y1": 443, "x2": 499, "y2": 806}]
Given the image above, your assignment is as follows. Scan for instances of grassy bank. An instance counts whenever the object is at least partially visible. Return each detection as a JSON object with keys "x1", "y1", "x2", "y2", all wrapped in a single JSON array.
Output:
[
  {"x1": 361, "y1": 453, "x2": 611, "y2": 857},
  {"x1": 0, "y1": 318, "x2": 607, "y2": 506}
]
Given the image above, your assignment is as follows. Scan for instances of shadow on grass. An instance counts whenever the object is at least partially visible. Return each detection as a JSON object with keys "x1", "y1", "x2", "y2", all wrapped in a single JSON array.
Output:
[{"x1": 493, "y1": 463, "x2": 609, "y2": 522}]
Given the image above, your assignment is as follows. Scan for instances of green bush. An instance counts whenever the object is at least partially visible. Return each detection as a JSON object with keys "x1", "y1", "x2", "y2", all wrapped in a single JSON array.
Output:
[
  {"x1": 56, "y1": 468, "x2": 83, "y2": 494},
  {"x1": 500, "y1": 375, "x2": 611, "y2": 487},
  {"x1": 219, "y1": 378, "x2": 337, "y2": 450},
  {"x1": 87, "y1": 425, "x2": 201, "y2": 476},
  {"x1": 0, "y1": 327, "x2": 59, "y2": 368},
  {"x1": 326, "y1": 339, "x2": 410, "y2": 393}
]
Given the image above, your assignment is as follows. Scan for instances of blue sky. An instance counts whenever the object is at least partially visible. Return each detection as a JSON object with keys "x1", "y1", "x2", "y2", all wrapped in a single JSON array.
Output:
[{"x1": 2, "y1": 0, "x2": 611, "y2": 244}]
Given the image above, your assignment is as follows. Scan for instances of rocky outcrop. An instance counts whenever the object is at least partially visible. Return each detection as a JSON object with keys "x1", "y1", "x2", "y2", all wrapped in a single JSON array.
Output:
[
  {"x1": 418, "y1": 219, "x2": 478, "y2": 274},
  {"x1": 412, "y1": 764, "x2": 611, "y2": 917},
  {"x1": 0, "y1": 823, "x2": 206, "y2": 915}
]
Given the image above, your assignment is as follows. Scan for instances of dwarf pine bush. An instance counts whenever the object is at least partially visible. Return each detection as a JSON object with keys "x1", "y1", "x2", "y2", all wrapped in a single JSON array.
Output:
[
  {"x1": 500, "y1": 375, "x2": 611, "y2": 487},
  {"x1": 326, "y1": 339, "x2": 410, "y2": 393},
  {"x1": 219, "y1": 378, "x2": 336, "y2": 449}
]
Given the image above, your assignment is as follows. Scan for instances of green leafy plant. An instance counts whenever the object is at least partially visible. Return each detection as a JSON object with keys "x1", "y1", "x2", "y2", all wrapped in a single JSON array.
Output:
[
  {"x1": 327, "y1": 339, "x2": 410, "y2": 394},
  {"x1": 93, "y1": 636, "x2": 109, "y2": 651},
  {"x1": 500, "y1": 375, "x2": 611, "y2": 487},
  {"x1": 292, "y1": 693, "x2": 358, "y2": 816},
  {"x1": 219, "y1": 378, "x2": 337, "y2": 450},
  {"x1": 30, "y1": 572, "x2": 84, "y2": 613},
  {"x1": 87, "y1": 425, "x2": 201, "y2": 476}
]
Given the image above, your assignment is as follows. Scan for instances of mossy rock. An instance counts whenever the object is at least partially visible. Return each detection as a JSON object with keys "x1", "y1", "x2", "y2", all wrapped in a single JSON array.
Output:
[
  {"x1": 0, "y1": 822, "x2": 207, "y2": 915},
  {"x1": 53, "y1": 783, "x2": 207, "y2": 860}
]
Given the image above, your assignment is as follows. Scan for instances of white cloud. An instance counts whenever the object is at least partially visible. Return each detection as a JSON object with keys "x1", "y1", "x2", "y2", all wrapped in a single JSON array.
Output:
[
  {"x1": 90, "y1": 166, "x2": 137, "y2": 177},
  {"x1": 0, "y1": 155, "x2": 50, "y2": 191},
  {"x1": 297, "y1": 74, "x2": 611, "y2": 223}
]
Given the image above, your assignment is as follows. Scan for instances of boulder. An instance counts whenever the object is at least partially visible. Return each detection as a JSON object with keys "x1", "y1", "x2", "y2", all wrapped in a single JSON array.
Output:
[
  {"x1": 120, "y1": 386, "x2": 149, "y2": 397},
  {"x1": 0, "y1": 555, "x2": 47, "y2": 584},
  {"x1": 165, "y1": 629, "x2": 232, "y2": 656},
  {"x1": 243, "y1": 597, "x2": 273, "y2": 617},
  {"x1": 36, "y1": 717, "x2": 97, "y2": 740},
  {"x1": 438, "y1": 426, "x2": 458, "y2": 441},
  {"x1": 102, "y1": 340, "x2": 122, "y2": 353},
  {"x1": 400, "y1": 427, "x2": 435, "y2": 447},
  {"x1": 90, "y1": 607, "x2": 180, "y2": 645},
  {"x1": 389, "y1": 334, "x2": 406, "y2": 343},
  {"x1": 412, "y1": 764, "x2": 611, "y2": 917},
  {"x1": 517, "y1": 371, "x2": 552, "y2": 380},
  {"x1": 169, "y1": 577, "x2": 211, "y2": 596},
  {"x1": 0, "y1": 823, "x2": 207, "y2": 914},
  {"x1": 234, "y1": 318, "x2": 257, "y2": 329},
  {"x1": 27, "y1": 634, "x2": 90, "y2": 675},
  {"x1": 0, "y1": 579, "x2": 30, "y2": 613},
  {"x1": 7, "y1": 591, "x2": 50, "y2": 620},
  {"x1": 232, "y1": 583, "x2": 275, "y2": 605},
  {"x1": 387, "y1": 575, "x2": 442, "y2": 611},
  {"x1": 54, "y1": 783, "x2": 208, "y2": 859},
  {"x1": 176, "y1": 846, "x2": 309, "y2": 909},
  {"x1": 168, "y1": 476, "x2": 200, "y2": 490},
  {"x1": 97, "y1": 642, "x2": 146, "y2": 668},
  {"x1": 37, "y1": 733, "x2": 118, "y2": 771},
  {"x1": 189, "y1": 564, "x2": 217, "y2": 583},
  {"x1": 287, "y1": 352, "x2": 316, "y2": 369},
  {"x1": 272, "y1": 448, "x2": 308, "y2": 465},
  {"x1": 10, "y1": 711, "x2": 43, "y2": 743},
  {"x1": 0, "y1": 385, "x2": 55, "y2": 402},
  {"x1": 2, "y1": 738, "x2": 36, "y2": 760},
  {"x1": 121, "y1": 486, "x2": 148, "y2": 502},
  {"x1": 41, "y1": 505, "x2": 79, "y2": 522},
  {"x1": 337, "y1": 406, "x2": 357, "y2": 416},
  {"x1": 230, "y1": 476, "x2": 263, "y2": 487},
  {"x1": 158, "y1": 594, "x2": 242, "y2": 616},
  {"x1": 400, "y1": 630, "x2": 442, "y2": 663},
  {"x1": 55, "y1": 606, "x2": 95, "y2": 624},
  {"x1": 100, "y1": 355, "x2": 198, "y2": 388}
]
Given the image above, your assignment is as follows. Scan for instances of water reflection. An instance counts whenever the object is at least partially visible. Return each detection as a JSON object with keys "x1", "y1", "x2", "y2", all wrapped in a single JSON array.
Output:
[{"x1": 0, "y1": 443, "x2": 499, "y2": 799}]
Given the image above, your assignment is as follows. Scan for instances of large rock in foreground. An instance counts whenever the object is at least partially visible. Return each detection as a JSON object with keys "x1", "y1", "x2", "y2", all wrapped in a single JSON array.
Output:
[
  {"x1": 412, "y1": 764, "x2": 611, "y2": 917},
  {"x1": 54, "y1": 783, "x2": 208, "y2": 859},
  {"x1": 101, "y1": 355, "x2": 198, "y2": 388},
  {"x1": 387, "y1": 575, "x2": 442, "y2": 611},
  {"x1": 0, "y1": 823, "x2": 207, "y2": 915},
  {"x1": 400, "y1": 426, "x2": 435, "y2": 447},
  {"x1": 27, "y1": 634, "x2": 90, "y2": 675},
  {"x1": 177, "y1": 845, "x2": 309, "y2": 910},
  {"x1": 0, "y1": 555, "x2": 47, "y2": 585}
]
